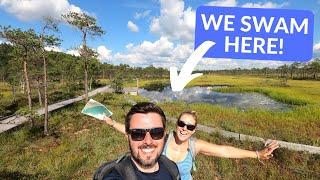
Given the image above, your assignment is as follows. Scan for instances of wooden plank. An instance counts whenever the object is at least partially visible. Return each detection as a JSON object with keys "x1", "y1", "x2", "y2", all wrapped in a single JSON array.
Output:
[{"x1": 0, "y1": 86, "x2": 111, "y2": 133}]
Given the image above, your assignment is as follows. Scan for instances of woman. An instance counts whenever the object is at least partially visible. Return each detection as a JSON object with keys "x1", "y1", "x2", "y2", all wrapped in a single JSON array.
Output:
[{"x1": 104, "y1": 110, "x2": 279, "y2": 180}]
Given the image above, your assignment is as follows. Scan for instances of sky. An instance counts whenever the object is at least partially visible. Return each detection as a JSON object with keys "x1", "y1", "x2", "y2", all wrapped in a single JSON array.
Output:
[{"x1": 0, "y1": 0, "x2": 320, "y2": 70}]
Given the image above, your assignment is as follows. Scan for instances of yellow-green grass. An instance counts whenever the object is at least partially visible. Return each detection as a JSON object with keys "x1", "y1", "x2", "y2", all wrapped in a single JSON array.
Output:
[
  {"x1": 0, "y1": 81, "x2": 77, "y2": 99},
  {"x1": 124, "y1": 78, "x2": 169, "y2": 88},
  {"x1": 124, "y1": 75, "x2": 320, "y2": 145},
  {"x1": 0, "y1": 82, "x2": 84, "y2": 116},
  {"x1": 151, "y1": 75, "x2": 319, "y2": 146},
  {"x1": 160, "y1": 101, "x2": 320, "y2": 146},
  {"x1": 189, "y1": 74, "x2": 320, "y2": 105},
  {"x1": 120, "y1": 75, "x2": 320, "y2": 146},
  {"x1": 97, "y1": 78, "x2": 111, "y2": 85},
  {"x1": 123, "y1": 74, "x2": 320, "y2": 105},
  {"x1": 0, "y1": 82, "x2": 14, "y2": 98},
  {"x1": 1, "y1": 93, "x2": 319, "y2": 179}
]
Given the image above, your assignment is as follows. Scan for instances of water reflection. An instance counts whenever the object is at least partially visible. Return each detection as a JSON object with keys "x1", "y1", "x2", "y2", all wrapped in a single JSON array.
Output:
[{"x1": 139, "y1": 86, "x2": 290, "y2": 111}]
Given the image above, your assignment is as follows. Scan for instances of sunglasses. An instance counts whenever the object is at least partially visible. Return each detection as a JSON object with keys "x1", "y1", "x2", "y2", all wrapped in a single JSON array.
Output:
[
  {"x1": 128, "y1": 127, "x2": 165, "y2": 141},
  {"x1": 177, "y1": 120, "x2": 196, "y2": 131}
]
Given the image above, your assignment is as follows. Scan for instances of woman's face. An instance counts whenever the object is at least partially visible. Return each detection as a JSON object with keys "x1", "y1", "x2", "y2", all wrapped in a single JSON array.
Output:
[{"x1": 175, "y1": 114, "x2": 196, "y2": 142}]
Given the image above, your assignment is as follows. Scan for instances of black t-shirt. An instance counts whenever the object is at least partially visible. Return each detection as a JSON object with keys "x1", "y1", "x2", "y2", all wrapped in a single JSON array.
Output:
[
  {"x1": 132, "y1": 159, "x2": 173, "y2": 180},
  {"x1": 102, "y1": 158, "x2": 175, "y2": 180}
]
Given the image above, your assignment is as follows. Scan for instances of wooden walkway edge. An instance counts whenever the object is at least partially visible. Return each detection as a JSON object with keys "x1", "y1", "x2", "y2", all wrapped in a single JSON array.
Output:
[{"x1": 0, "y1": 86, "x2": 111, "y2": 133}]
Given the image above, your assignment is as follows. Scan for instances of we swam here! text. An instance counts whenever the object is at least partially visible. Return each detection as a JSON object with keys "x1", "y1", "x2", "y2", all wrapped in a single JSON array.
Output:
[{"x1": 201, "y1": 14, "x2": 309, "y2": 55}]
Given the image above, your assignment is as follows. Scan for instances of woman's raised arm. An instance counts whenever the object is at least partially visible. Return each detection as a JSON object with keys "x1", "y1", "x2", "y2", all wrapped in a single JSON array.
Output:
[{"x1": 195, "y1": 139, "x2": 279, "y2": 160}]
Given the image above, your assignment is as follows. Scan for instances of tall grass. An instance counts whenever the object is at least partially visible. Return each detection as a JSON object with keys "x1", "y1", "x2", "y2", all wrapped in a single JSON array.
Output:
[
  {"x1": 190, "y1": 74, "x2": 320, "y2": 105},
  {"x1": 1, "y1": 93, "x2": 319, "y2": 179},
  {"x1": 1, "y1": 74, "x2": 320, "y2": 179},
  {"x1": 160, "y1": 101, "x2": 320, "y2": 146}
]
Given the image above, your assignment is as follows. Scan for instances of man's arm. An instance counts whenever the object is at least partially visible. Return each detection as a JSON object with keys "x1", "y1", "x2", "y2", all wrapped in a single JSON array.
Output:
[{"x1": 104, "y1": 116, "x2": 126, "y2": 134}]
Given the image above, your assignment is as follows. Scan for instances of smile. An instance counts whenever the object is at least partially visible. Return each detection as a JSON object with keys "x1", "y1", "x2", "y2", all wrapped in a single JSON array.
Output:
[
  {"x1": 141, "y1": 147, "x2": 155, "y2": 153},
  {"x1": 180, "y1": 131, "x2": 187, "y2": 136}
]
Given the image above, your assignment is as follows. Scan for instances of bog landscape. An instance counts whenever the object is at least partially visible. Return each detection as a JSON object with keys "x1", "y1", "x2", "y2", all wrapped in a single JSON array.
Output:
[{"x1": 1, "y1": 1, "x2": 320, "y2": 179}]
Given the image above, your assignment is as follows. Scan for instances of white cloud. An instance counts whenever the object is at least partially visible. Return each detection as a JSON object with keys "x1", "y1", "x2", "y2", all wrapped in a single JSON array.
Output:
[
  {"x1": 150, "y1": 0, "x2": 195, "y2": 43},
  {"x1": 44, "y1": 46, "x2": 62, "y2": 52},
  {"x1": 53, "y1": 45, "x2": 112, "y2": 62},
  {"x1": 127, "y1": 21, "x2": 139, "y2": 32},
  {"x1": 0, "y1": 40, "x2": 12, "y2": 45},
  {"x1": 150, "y1": 0, "x2": 289, "y2": 44},
  {"x1": 0, "y1": 0, "x2": 82, "y2": 21},
  {"x1": 314, "y1": 43, "x2": 320, "y2": 52},
  {"x1": 207, "y1": 0, "x2": 237, "y2": 7},
  {"x1": 126, "y1": 43, "x2": 134, "y2": 49},
  {"x1": 97, "y1": 45, "x2": 112, "y2": 62},
  {"x1": 129, "y1": 36, "x2": 174, "y2": 56},
  {"x1": 144, "y1": 0, "x2": 295, "y2": 70},
  {"x1": 242, "y1": 2, "x2": 289, "y2": 8},
  {"x1": 171, "y1": 44, "x2": 193, "y2": 61},
  {"x1": 134, "y1": 10, "x2": 151, "y2": 19},
  {"x1": 111, "y1": 36, "x2": 192, "y2": 68},
  {"x1": 206, "y1": 0, "x2": 288, "y2": 8},
  {"x1": 66, "y1": 49, "x2": 80, "y2": 56},
  {"x1": 112, "y1": 36, "x2": 289, "y2": 70}
]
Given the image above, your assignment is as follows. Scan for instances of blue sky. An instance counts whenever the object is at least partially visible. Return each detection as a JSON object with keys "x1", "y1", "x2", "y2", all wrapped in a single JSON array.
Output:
[{"x1": 1, "y1": 0, "x2": 320, "y2": 70}]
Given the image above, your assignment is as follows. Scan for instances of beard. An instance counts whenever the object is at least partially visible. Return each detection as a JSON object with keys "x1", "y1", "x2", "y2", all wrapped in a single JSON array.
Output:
[{"x1": 129, "y1": 143, "x2": 161, "y2": 168}]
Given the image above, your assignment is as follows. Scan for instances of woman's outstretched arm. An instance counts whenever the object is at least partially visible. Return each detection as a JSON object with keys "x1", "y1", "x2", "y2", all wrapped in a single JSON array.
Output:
[
  {"x1": 195, "y1": 139, "x2": 279, "y2": 160},
  {"x1": 103, "y1": 116, "x2": 126, "y2": 135}
]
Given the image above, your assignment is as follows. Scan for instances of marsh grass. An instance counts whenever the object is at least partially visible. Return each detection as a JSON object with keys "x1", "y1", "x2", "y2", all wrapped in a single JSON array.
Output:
[
  {"x1": 190, "y1": 74, "x2": 320, "y2": 105},
  {"x1": 1, "y1": 74, "x2": 320, "y2": 179},
  {"x1": 0, "y1": 81, "x2": 86, "y2": 117},
  {"x1": 125, "y1": 78, "x2": 169, "y2": 88},
  {"x1": 1, "y1": 93, "x2": 319, "y2": 179},
  {"x1": 161, "y1": 101, "x2": 320, "y2": 146}
]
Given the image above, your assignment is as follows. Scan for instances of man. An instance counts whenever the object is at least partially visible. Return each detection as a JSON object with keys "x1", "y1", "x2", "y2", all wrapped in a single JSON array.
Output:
[{"x1": 94, "y1": 102, "x2": 180, "y2": 180}]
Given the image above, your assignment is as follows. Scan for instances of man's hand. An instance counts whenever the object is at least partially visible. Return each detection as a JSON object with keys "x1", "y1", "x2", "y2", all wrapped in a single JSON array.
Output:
[{"x1": 103, "y1": 116, "x2": 114, "y2": 126}]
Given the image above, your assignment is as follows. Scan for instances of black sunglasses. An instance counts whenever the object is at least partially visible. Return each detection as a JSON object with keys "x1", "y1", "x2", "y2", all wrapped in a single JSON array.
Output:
[
  {"x1": 177, "y1": 120, "x2": 196, "y2": 131},
  {"x1": 128, "y1": 128, "x2": 165, "y2": 141}
]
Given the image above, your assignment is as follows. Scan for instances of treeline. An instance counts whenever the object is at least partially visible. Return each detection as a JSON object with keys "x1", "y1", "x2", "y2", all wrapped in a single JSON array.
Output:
[
  {"x1": 0, "y1": 44, "x2": 169, "y2": 98},
  {"x1": 0, "y1": 43, "x2": 168, "y2": 91},
  {"x1": 203, "y1": 59, "x2": 320, "y2": 80},
  {"x1": 100, "y1": 63, "x2": 169, "y2": 80}
]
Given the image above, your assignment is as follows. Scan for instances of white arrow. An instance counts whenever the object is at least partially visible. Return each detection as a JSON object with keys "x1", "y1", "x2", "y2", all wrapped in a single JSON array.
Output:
[{"x1": 170, "y1": 41, "x2": 216, "y2": 92}]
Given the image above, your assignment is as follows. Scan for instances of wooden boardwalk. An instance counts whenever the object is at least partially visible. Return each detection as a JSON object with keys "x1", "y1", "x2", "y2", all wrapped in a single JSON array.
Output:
[{"x1": 0, "y1": 86, "x2": 111, "y2": 133}]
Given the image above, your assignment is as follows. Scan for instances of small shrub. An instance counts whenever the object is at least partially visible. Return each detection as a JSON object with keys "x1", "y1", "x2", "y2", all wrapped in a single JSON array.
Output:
[
  {"x1": 142, "y1": 81, "x2": 169, "y2": 91},
  {"x1": 110, "y1": 75, "x2": 124, "y2": 94}
]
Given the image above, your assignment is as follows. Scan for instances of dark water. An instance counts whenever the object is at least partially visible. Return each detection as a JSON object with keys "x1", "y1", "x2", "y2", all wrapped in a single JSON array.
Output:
[{"x1": 138, "y1": 86, "x2": 290, "y2": 111}]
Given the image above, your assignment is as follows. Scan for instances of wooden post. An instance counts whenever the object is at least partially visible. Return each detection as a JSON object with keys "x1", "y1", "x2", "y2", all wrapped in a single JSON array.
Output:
[{"x1": 136, "y1": 78, "x2": 139, "y2": 95}]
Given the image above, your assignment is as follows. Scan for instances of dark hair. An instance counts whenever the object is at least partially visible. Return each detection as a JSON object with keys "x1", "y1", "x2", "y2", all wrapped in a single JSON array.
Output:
[
  {"x1": 177, "y1": 110, "x2": 198, "y2": 126},
  {"x1": 125, "y1": 102, "x2": 166, "y2": 133}
]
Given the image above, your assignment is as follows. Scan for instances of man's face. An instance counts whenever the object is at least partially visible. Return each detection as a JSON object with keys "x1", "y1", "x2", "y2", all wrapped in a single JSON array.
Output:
[{"x1": 128, "y1": 112, "x2": 165, "y2": 168}]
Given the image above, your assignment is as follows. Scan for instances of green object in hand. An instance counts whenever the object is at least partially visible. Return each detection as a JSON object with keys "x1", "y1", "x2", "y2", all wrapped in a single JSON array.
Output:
[{"x1": 81, "y1": 99, "x2": 113, "y2": 120}]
